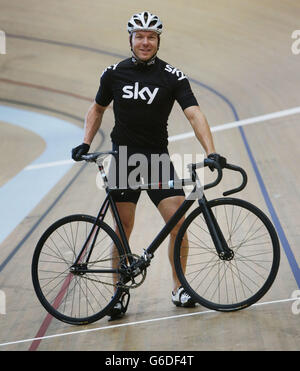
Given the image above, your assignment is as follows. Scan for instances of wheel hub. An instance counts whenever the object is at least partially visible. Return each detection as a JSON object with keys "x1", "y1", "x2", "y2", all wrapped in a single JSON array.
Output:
[{"x1": 219, "y1": 249, "x2": 235, "y2": 261}]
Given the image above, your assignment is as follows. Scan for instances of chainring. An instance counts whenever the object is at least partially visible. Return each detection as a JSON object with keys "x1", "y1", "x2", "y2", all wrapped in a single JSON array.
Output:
[{"x1": 117, "y1": 253, "x2": 147, "y2": 289}]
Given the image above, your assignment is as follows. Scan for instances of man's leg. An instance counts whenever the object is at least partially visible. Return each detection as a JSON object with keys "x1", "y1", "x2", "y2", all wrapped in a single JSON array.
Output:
[
  {"x1": 113, "y1": 201, "x2": 137, "y2": 243},
  {"x1": 157, "y1": 195, "x2": 188, "y2": 292},
  {"x1": 111, "y1": 201, "x2": 137, "y2": 286},
  {"x1": 108, "y1": 201, "x2": 137, "y2": 320}
]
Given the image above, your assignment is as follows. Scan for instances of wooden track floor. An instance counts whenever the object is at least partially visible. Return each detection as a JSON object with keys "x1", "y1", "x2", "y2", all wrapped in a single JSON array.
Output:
[{"x1": 0, "y1": 0, "x2": 299, "y2": 351}]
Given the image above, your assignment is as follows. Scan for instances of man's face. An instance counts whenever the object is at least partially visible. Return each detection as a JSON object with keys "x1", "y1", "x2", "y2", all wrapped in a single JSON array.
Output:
[{"x1": 131, "y1": 31, "x2": 159, "y2": 61}]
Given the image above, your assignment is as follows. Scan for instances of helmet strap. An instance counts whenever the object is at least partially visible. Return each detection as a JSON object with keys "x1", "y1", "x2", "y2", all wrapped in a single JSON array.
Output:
[{"x1": 131, "y1": 52, "x2": 157, "y2": 67}]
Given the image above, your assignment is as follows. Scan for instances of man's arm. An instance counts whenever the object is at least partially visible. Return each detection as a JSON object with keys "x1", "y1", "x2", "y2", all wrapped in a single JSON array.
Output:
[
  {"x1": 183, "y1": 105, "x2": 216, "y2": 155},
  {"x1": 71, "y1": 101, "x2": 108, "y2": 161},
  {"x1": 83, "y1": 101, "x2": 108, "y2": 145}
]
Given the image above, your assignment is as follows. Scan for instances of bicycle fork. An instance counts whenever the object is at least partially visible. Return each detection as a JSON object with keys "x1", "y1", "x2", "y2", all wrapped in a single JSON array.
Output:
[{"x1": 198, "y1": 197, "x2": 234, "y2": 260}]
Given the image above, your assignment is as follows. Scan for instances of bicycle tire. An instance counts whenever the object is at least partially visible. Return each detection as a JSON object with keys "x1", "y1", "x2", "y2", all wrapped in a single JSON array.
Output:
[
  {"x1": 32, "y1": 214, "x2": 125, "y2": 325},
  {"x1": 174, "y1": 198, "x2": 280, "y2": 311}
]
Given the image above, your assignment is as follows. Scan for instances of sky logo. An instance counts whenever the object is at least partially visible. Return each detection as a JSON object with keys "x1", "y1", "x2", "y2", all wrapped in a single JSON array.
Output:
[{"x1": 122, "y1": 82, "x2": 159, "y2": 104}]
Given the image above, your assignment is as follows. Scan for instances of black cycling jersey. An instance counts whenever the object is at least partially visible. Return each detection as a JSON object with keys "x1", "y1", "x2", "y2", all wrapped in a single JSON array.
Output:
[{"x1": 95, "y1": 57, "x2": 198, "y2": 149}]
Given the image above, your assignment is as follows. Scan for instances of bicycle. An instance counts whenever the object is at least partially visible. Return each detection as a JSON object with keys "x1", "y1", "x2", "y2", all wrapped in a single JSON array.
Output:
[{"x1": 31, "y1": 151, "x2": 280, "y2": 325}]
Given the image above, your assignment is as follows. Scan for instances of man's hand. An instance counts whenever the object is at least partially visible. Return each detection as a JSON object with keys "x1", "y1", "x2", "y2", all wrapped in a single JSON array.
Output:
[
  {"x1": 207, "y1": 153, "x2": 227, "y2": 171},
  {"x1": 71, "y1": 143, "x2": 90, "y2": 161}
]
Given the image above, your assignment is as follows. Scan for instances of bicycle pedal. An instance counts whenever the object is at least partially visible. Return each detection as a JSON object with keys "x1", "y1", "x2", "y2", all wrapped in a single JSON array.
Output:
[{"x1": 107, "y1": 290, "x2": 130, "y2": 321}]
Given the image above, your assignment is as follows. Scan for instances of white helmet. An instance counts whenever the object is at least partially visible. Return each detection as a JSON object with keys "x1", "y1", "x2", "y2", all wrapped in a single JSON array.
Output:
[{"x1": 127, "y1": 11, "x2": 163, "y2": 35}]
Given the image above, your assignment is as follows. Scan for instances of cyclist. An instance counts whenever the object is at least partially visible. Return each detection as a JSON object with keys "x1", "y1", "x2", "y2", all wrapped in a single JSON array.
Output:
[{"x1": 72, "y1": 11, "x2": 226, "y2": 320}]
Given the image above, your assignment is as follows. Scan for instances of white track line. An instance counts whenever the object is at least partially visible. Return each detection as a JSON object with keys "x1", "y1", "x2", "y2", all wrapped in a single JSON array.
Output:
[
  {"x1": 22, "y1": 106, "x2": 300, "y2": 171},
  {"x1": 0, "y1": 297, "x2": 297, "y2": 348},
  {"x1": 25, "y1": 159, "x2": 74, "y2": 170},
  {"x1": 169, "y1": 106, "x2": 300, "y2": 142}
]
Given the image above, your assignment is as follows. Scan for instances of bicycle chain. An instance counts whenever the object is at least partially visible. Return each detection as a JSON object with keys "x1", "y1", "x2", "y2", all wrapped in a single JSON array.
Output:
[{"x1": 73, "y1": 254, "x2": 147, "y2": 289}]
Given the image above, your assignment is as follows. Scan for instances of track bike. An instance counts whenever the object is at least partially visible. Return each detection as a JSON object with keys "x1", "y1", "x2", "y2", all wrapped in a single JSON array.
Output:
[{"x1": 32, "y1": 151, "x2": 280, "y2": 325}]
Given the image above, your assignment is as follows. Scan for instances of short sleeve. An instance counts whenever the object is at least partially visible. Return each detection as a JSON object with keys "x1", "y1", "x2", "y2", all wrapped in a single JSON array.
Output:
[
  {"x1": 173, "y1": 78, "x2": 199, "y2": 111},
  {"x1": 95, "y1": 69, "x2": 113, "y2": 107}
]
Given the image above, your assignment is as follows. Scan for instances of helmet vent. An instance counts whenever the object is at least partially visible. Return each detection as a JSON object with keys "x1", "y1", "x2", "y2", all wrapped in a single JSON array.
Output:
[{"x1": 127, "y1": 11, "x2": 163, "y2": 35}]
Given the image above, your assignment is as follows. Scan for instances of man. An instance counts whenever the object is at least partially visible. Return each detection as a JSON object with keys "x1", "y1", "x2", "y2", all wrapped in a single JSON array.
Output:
[{"x1": 72, "y1": 11, "x2": 225, "y2": 319}]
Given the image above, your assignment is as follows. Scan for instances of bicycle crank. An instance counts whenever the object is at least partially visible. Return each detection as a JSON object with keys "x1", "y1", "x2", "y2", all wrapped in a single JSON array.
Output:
[{"x1": 117, "y1": 254, "x2": 148, "y2": 289}]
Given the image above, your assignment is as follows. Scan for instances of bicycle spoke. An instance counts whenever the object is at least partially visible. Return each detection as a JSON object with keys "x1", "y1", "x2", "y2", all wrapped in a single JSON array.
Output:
[
  {"x1": 33, "y1": 216, "x2": 124, "y2": 324},
  {"x1": 175, "y1": 199, "x2": 279, "y2": 309}
]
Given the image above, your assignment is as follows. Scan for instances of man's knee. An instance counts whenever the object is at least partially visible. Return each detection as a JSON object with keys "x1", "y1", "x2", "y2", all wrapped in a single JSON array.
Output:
[
  {"x1": 120, "y1": 217, "x2": 134, "y2": 234},
  {"x1": 158, "y1": 196, "x2": 185, "y2": 222}
]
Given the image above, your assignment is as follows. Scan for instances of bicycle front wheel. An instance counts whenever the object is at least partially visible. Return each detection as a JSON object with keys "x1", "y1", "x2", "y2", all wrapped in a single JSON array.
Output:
[
  {"x1": 32, "y1": 214, "x2": 125, "y2": 325},
  {"x1": 174, "y1": 198, "x2": 280, "y2": 311}
]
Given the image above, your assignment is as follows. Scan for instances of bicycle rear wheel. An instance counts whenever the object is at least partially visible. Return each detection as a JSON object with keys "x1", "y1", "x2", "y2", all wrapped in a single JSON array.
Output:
[
  {"x1": 32, "y1": 214, "x2": 125, "y2": 325},
  {"x1": 174, "y1": 198, "x2": 280, "y2": 311}
]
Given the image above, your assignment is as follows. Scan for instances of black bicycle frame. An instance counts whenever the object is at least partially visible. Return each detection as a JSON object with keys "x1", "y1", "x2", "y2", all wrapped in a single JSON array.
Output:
[
  {"x1": 72, "y1": 158, "x2": 246, "y2": 272},
  {"x1": 73, "y1": 190, "x2": 229, "y2": 272}
]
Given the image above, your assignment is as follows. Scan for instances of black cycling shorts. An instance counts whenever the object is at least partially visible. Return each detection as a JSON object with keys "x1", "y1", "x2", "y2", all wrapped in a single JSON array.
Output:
[{"x1": 108, "y1": 143, "x2": 185, "y2": 207}]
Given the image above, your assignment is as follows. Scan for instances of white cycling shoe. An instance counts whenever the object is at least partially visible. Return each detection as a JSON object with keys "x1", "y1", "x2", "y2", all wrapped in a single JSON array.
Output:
[{"x1": 172, "y1": 286, "x2": 196, "y2": 307}]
